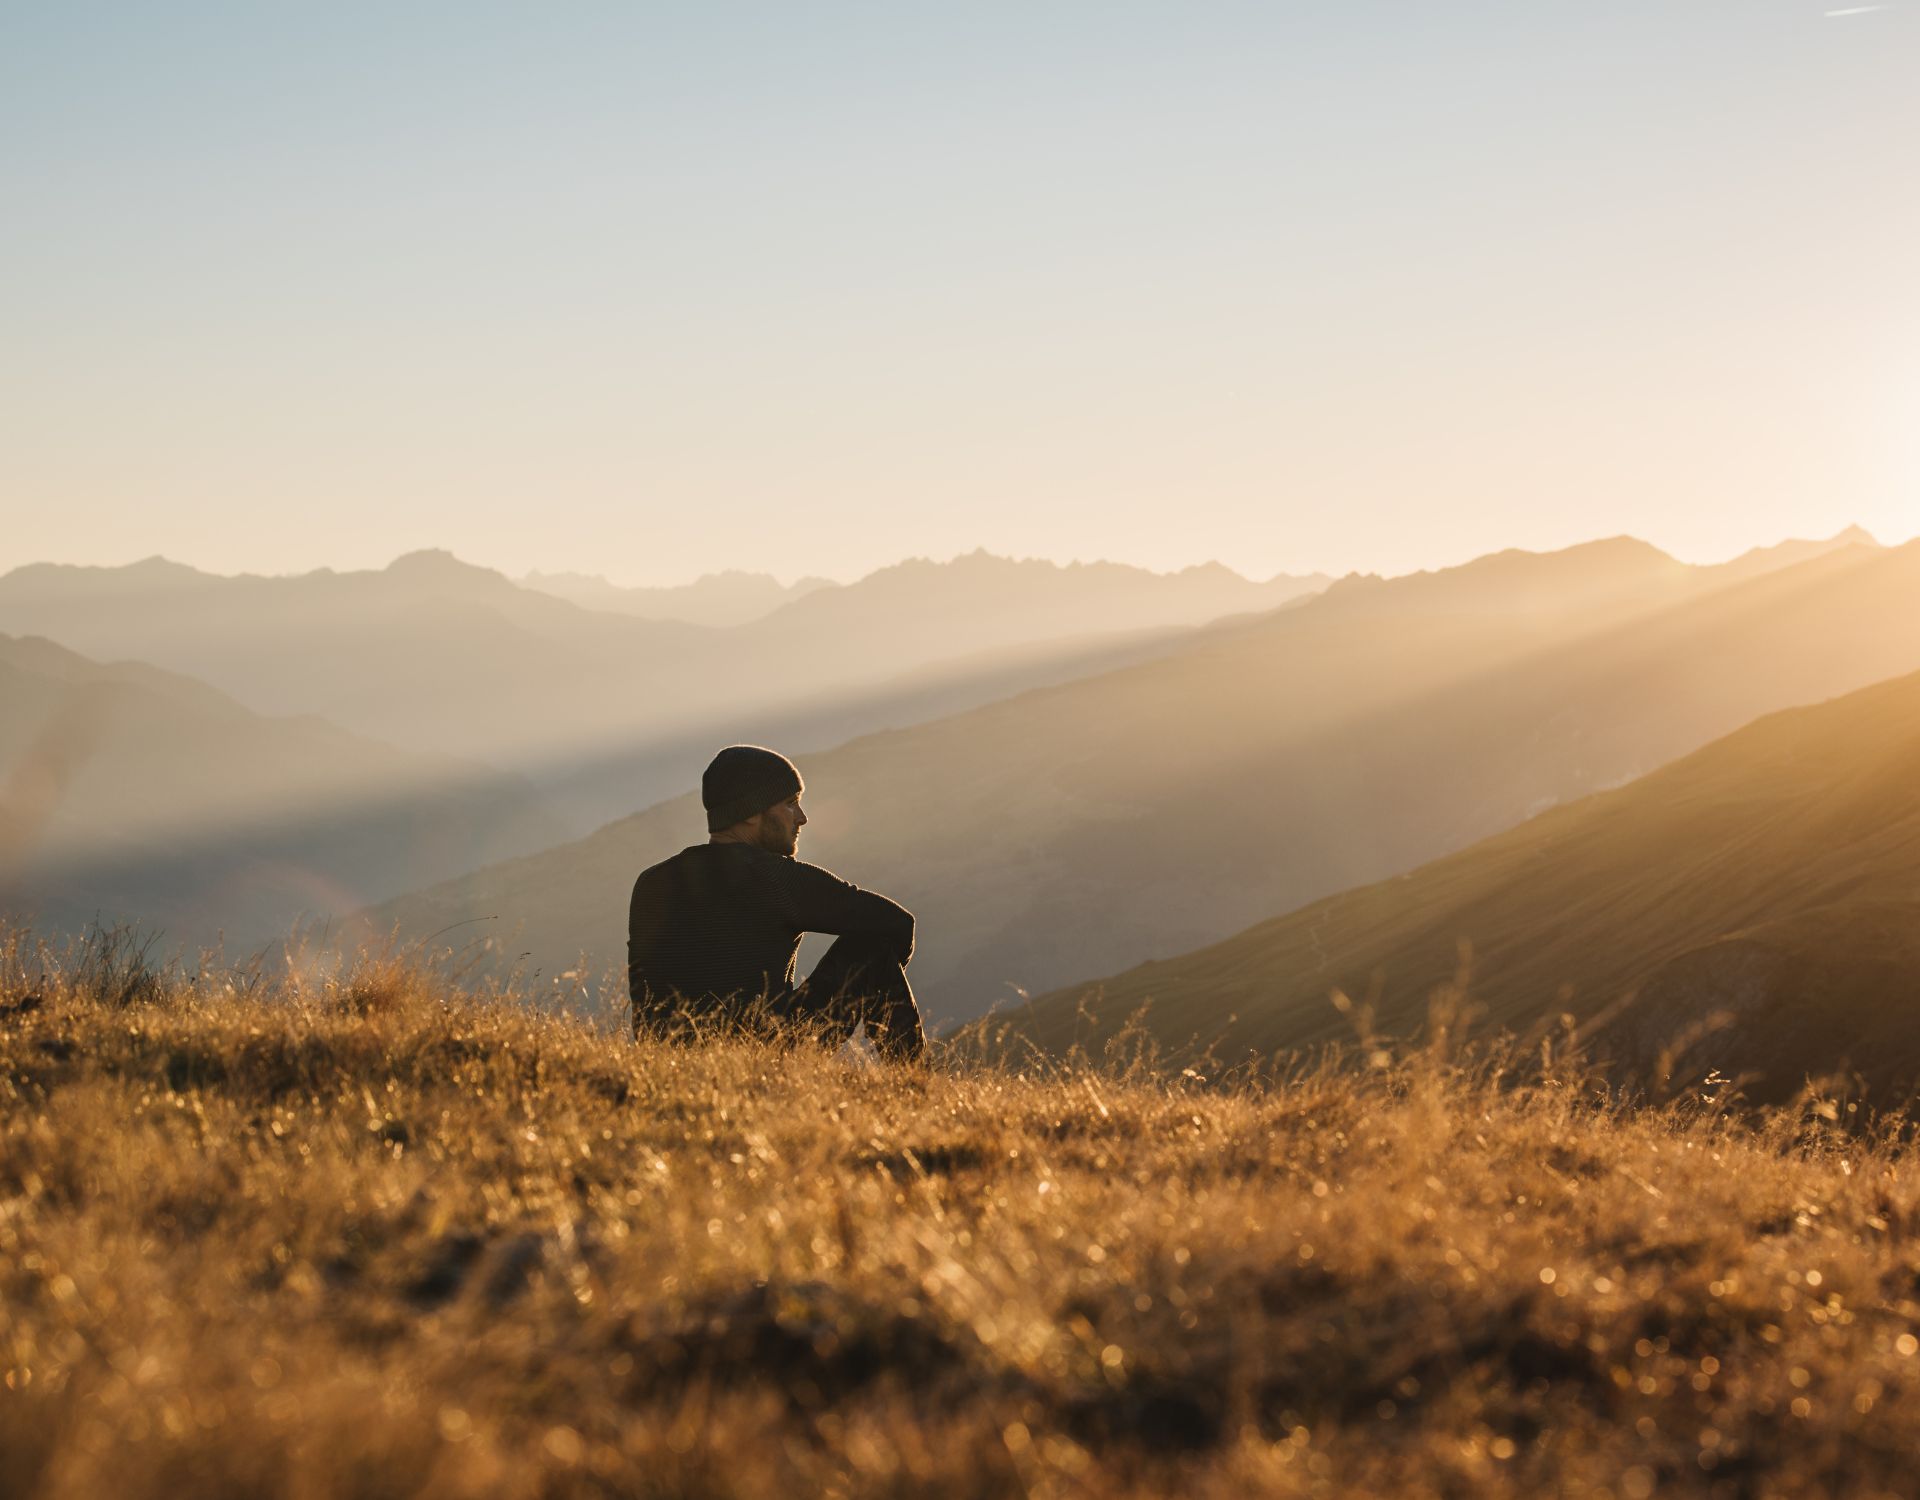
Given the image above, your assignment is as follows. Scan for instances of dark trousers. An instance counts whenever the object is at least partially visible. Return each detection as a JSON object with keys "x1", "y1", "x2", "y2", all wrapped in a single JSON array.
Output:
[{"x1": 789, "y1": 935, "x2": 926, "y2": 1061}]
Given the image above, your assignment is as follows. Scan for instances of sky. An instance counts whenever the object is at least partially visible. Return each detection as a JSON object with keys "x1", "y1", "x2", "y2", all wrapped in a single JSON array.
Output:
[{"x1": 3, "y1": 1, "x2": 1916, "y2": 586}]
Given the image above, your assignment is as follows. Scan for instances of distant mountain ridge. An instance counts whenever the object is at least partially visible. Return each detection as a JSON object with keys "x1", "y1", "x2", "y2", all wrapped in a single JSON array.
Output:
[
  {"x1": 519, "y1": 552, "x2": 1331, "y2": 630},
  {"x1": 0, "y1": 547, "x2": 1333, "y2": 835},
  {"x1": 0, "y1": 634, "x2": 562, "y2": 950},
  {"x1": 1309, "y1": 526, "x2": 1878, "y2": 616},
  {"x1": 1711, "y1": 524, "x2": 1881, "y2": 584},
  {"x1": 1020, "y1": 662, "x2": 1920, "y2": 1101},
  {"x1": 369, "y1": 529, "x2": 1894, "y2": 1024},
  {"x1": 737, "y1": 549, "x2": 1333, "y2": 673},
  {"x1": 520, "y1": 569, "x2": 836, "y2": 626}
]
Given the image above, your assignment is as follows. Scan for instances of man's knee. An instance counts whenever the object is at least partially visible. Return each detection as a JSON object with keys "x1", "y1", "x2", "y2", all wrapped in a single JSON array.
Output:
[{"x1": 802, "y1": 961, "x2": 924, "y2": 1061}]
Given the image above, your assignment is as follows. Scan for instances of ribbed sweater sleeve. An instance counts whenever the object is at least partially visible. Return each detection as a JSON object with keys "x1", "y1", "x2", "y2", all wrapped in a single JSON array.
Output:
[{"x1": 772, "y1": 859, "x2": 915, "y2": 965}]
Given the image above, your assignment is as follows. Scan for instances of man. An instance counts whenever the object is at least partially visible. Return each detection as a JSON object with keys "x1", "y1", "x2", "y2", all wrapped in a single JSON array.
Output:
[{"x1": 627, "y1": 745, "x2": 926, "y2": 1060}]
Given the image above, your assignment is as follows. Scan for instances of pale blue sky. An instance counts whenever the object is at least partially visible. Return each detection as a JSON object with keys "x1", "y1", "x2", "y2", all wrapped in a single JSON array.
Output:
[{"x1": 3, "y1": 2, "x2": 1915, "y2": 584}]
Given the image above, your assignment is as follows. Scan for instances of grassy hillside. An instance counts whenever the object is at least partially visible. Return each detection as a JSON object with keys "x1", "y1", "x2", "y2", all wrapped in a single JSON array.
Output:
[
  {"x1": 7, "y1": 934, "x2": 1920, "y2": 1497},
  {"x1": 0, "y1": 636, "x2": 561, "y2": 951},
  {"x1": 1026, "y1": 664, "x2": 1920, "y2": 1102},
  {"x1": 375, "y1": 536, "x2": 1920, "y2": 1026}
]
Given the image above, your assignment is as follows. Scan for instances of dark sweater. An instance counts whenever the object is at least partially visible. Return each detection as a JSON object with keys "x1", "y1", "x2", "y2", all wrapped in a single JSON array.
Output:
[{"x1": 627, "y1": 842, "x2": 915, "y2": 1012}]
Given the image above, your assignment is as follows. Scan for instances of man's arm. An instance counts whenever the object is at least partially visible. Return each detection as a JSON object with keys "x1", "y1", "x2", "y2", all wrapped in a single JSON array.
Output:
[{"x1": 774, "y1": 859, "x2": 915, "y2": 965}]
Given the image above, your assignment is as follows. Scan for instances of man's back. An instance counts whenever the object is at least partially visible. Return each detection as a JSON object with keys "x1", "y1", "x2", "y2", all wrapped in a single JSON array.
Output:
[{"x1": 627, "y1": 841, "x2": 913, "y2": 1028}]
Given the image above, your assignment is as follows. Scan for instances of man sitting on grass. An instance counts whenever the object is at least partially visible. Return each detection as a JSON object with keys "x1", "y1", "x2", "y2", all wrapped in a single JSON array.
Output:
[{"x1": 627, "y1": 745, "x2": 926, "y2": 1061}]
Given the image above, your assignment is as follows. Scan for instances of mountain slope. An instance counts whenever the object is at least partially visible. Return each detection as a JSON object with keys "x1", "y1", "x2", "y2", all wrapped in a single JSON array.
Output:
[
  {"x1": 373, "y1": 534, "x2": 1907, "y2": 1024},
  {"x1": 1023, "y1": 664, "x2": 1920, "y2": 1099},
  {"x1": 0, "y1": 551, "x2": 1333, "y2": 835},
  {"x1": 0, "y1": 635, "x2": 562, "y2": 950},
  {"x1": 0, "y1": 552, "x2": 707, "y2": 763}
]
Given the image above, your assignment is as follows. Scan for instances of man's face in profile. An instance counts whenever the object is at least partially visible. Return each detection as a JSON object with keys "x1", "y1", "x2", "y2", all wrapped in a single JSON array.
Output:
[{"x1": 756, "y1": 794, "x2": 806, "y2": 857}]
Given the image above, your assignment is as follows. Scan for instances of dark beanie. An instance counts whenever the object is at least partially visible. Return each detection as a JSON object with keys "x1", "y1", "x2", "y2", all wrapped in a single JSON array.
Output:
[{"x1": 703, "y1": 745, "x2": 804, "y2": 832}]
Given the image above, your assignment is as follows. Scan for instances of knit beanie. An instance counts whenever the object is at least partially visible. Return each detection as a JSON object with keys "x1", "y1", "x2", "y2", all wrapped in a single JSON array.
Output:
[{"x1": 703, "y1": 745, "x2": 804, "y2": 833}]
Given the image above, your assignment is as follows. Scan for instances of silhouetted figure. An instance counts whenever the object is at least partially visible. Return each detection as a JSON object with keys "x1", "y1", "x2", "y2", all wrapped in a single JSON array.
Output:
[{"x1": 627, "y1": 746, "x2": 925, "y2": 1060}]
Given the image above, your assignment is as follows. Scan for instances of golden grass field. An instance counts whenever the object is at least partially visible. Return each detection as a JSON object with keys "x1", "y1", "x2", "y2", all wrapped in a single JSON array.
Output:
[{"x1": 5, "y1": 931, "x2": 1920, "y2": 1498}]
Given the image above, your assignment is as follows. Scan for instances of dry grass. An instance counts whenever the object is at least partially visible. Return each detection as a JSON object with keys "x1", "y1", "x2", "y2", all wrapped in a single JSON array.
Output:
[{"x1": 5, "y1": 930, "x2": 1920, "y2": 1498}]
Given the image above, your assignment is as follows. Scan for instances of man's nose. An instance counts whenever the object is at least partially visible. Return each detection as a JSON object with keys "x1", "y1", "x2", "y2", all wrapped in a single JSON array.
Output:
[{"x1": 797, "y1": 807, "x2": 808, "y2": 826}]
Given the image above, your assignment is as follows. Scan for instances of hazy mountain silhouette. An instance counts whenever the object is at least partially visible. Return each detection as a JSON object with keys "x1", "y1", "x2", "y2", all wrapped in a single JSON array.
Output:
[
  {"x1": 0, "y1": 549, "x2": 682, "y2": 758},
  {"x1": 0, "y1": 634, "x2": 562, "y2": 951},
  {"x1": 0, "y1": 550, "x2": 1329, "y2": 835},
  {"x1": 371, "y1": 530, "x2": 1893, "y2": 1024},
  {"x1": 747, "y1": 551, "x2": 1332, "y2": 666},
  {"x1": 1021, "y1": 664, "x2": 1920, "y2": 1102},
  {"x1": 1709, "y1": 524, "x2": 1880, "y2": 585},
  {"x1": 520, "y1": 568, "x2": 836, "y2": 626}
]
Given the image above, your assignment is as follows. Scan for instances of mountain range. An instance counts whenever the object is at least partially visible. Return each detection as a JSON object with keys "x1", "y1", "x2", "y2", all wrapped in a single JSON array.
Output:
[
  {"x1": 0, "y1": 550, "x2": 1329, "y2": 836},
  {"x1": 370, "y1": 528, "x2": 1895, "y2": 1024}
]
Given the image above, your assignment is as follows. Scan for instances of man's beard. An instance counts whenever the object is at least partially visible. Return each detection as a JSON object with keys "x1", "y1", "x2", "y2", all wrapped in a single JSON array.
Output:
[{"x1": 759, "y1": 820, "x2": 798, "y2": 857}]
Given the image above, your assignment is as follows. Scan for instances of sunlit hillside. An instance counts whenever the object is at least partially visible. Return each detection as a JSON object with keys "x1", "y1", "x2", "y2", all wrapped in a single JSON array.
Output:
[
  {"x1": 11, "y1": 929, "x2": 1920, "y2": 1490},
  {"x1": 1027, "y1": 664, "x2": 1920, "y2": 1102},
  {"x1": 0, "y1": 636, "x2": 559, "y2": 947},
  {"x1": 7, "y1": 935, "x2": 1920, "y2": 1498},
  {"x1": 373, "y1": 533, "x2": 1916, "y2": 1026}
]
